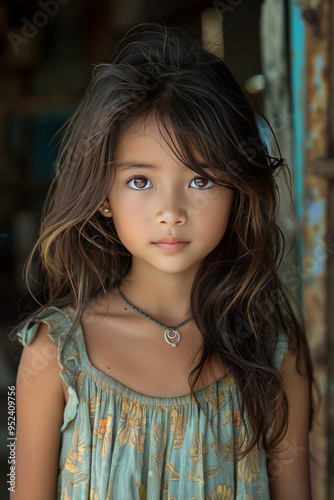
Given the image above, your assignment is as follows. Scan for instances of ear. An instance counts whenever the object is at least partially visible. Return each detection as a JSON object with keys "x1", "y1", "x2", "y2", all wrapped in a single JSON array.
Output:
[{"x1": 98, "y1": 201, "x2": 112, "y2": 218}]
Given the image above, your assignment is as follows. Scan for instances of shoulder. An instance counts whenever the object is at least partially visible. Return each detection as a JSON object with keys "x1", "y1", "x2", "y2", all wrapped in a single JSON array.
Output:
[
  {"x1": 17, "y1": 306, "x2": 78, "y2": 403},
  {"x1": 17, "y1": 321, "x2": 60, "y2": 385}
]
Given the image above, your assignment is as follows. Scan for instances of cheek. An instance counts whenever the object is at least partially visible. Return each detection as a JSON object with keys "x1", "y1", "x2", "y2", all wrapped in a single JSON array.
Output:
[
  {"x1": 111, "y1": 214, "x2": 140, "y2": 252},
  {"x1": 201, "y1": 192, "x2": 234, "y2": 220},
  {"x1": 111, "y1": 199, "x2": 148, "y2": 243},
  {"x1": 198, "y1": 196, "x2": 234, "y2": 239},
  {"x1": 208, "y1": 217, "x2": 229, "y2": 242},
  {"x1": 203, "y1": 210, "x2": 229, "y2": 235},
  {"x1": 195, "y1": 186, "x2": 234, "y2": 213}
]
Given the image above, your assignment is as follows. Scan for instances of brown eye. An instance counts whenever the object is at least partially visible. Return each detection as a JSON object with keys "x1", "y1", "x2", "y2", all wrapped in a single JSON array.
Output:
[
  {"x1": 127, "y1": 177, "x2": 153, "y2": 190},
  {"x1": 190, "y1": 177, "x2": 214, "y2": 189},
  {"x1": 134, "y1": 178, "x2": 147, "y2": 188}
]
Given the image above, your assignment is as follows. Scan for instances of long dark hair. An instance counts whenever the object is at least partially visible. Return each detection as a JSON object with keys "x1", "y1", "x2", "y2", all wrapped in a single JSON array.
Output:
[{"x1": 12, "y1": 22, "x2": 315, "y2": 459}]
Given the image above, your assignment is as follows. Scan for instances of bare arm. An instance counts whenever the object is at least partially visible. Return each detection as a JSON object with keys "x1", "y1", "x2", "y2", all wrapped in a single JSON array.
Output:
[
  {"x1": 267, "y1": 348, "x2": 312, "y2": 500},
  {"x1": 11, "y1": 323, "x2": 65, "y2": 500}
]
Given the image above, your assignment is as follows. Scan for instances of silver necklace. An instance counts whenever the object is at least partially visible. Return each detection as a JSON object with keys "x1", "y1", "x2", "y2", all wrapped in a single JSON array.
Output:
[{"x1": 115, "y1": 283, "x2": 193, "y2": 347}]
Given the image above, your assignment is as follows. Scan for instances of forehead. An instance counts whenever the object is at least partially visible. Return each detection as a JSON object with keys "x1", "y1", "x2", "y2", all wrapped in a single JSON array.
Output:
[
  {"x1": 117, "y1": 114, "x2": 166, "y2": 148},
  {"x1": 115, "y1": 112, "x2": 206, "y2": 167}
]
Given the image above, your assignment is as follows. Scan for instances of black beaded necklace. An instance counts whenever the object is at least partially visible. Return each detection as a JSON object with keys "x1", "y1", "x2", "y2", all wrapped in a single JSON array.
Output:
[{"x1": 115, "y1": 283, "x2": 193, "y2": 347}]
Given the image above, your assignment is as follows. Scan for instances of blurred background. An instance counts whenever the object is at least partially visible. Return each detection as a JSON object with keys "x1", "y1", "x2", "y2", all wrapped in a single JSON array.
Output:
[{"x1": 0, "y1": 0, "x2": 332, "y2": 498}]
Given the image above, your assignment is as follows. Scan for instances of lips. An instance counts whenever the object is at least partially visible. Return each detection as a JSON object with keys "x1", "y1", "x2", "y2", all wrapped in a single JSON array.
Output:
[{"x1": 152, "y1": 239, "x2": 189, "y2": 253}]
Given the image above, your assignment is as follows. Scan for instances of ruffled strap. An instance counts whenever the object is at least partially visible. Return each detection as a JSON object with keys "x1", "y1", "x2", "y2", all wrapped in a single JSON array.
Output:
[{"x1": 17, "y1": 306, "x2": 84, "y2": 432}]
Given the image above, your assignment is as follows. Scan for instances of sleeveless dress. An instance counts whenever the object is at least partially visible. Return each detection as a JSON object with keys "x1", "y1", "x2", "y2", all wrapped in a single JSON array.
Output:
[{"x1": 17, "y1": 306, "x2": 289, "y2": 500}]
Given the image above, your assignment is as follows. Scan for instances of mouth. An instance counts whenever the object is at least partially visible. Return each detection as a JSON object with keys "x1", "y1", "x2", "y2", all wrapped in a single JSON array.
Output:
[{"x1": 152, "y1": 241, "x2": 190, "y2": 253}]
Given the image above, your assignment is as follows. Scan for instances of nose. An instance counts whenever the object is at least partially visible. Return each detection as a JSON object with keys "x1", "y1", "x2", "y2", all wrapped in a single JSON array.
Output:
[{"x1": 155, "y1": 191, "x2": 187, "y2": 226}]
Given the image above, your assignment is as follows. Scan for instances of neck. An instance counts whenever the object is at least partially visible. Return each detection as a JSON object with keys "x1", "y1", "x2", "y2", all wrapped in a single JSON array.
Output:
[{"x1": 118, "y1": 266, "x2": 197, "y2": 326}]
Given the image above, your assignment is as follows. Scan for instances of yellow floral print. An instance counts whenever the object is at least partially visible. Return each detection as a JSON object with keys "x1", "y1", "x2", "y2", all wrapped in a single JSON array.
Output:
[
  {"x1": 89, "y1": 489, "x2": 100, "y2": 500},
  {"x1": 238, "y1": 450, "x2": 260, "y2": 484},
  {"x1": 76, "y1": 370, "x2": 83, "y2": 394},
  {"x1": 170, "y1": 409, "x2": 178, "y2": 433},
  {"x1": 65, "y1": 427, "x2": 87, "y2": 473},
  {"x1": 222, "y1": 410, "x2": 241, "y2": 428},
  {"x1": 152, "y1": 423, "x2": 168, "y2": 466},
  {"x1": 170, "y1": 408, "x2": 188, "y2": 448},
  {"x1": 60, "y1": 486, "x2": 71, "y2": 500},
  {"x1": 140, "y1": 482, "x2": 147, "y2": 499},
  {"x1": 161, "y1": 462, "x2": 180, "y2": 495},
  {"x1": 135, "y1": 480, "x2": 147, "y2": 499},
  {"x1": 63, "y1": 427, "x2": 90, "y2": 487},
  {"x1": 205, "y1": 483, "x2": 233, "y2": 500},
  {"x1": 204, "y1": 468, "x2": 222, "y2": 481},
  {"x1": 153, "y1": 423, "x2": 163, "y2": 443},
  {"x1": 89, "y1": 394, "x2": 101, "y2": 428},
  {"x1": 117, "y1": 399, "x2": 145, "y2": 448},
  {"x1": 73, "y1": 471, "x2": 90, "y2": 487},
  {"x1": 187, "y1": 471, "x2": 204, "y2": 483},
  {"x1": 187, "y1": 466, "x2": 221, "y2": 485},
  {"x1": 89, "y1": 394, "x2": 100, "y2": 414},
  {"x1": 204, "y1": 385, "x2": 226, "y2": 412},
  {"x1": 165, "y1": 461, "x2": 180, "y2": 481},
  {"x1": 219, "y1": 410, "x2": 245, "y2": 458},
  {"x1": 162, "y1": 461, "x2": 181, "y2": 496},
  {"x1": 139, "y1": 433, "x2": 145, "y2": 453},
  {"x1": 97, "y1": 414, "x2": 113, "y2": 457},
  {"x1": 190, "y1": 427, "x2": 215, "y2": 465}
]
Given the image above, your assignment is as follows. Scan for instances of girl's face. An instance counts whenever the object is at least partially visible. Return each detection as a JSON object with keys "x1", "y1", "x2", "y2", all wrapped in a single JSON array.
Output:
[{"x1": 103, "y1": 114, "x2": 234, "y2": 279}]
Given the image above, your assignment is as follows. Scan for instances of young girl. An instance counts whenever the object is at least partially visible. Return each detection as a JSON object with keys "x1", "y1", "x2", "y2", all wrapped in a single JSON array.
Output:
[{"x1": 12, "y1": 22, "x2": 314, "y2": 500}]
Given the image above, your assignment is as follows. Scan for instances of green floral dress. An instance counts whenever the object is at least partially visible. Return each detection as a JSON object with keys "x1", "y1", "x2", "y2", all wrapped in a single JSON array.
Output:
[{"x1": 17, "y1": 306, "x2": 289, "y2": 500}]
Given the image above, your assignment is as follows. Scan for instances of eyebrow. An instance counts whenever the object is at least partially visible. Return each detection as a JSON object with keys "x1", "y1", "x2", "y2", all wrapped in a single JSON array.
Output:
[
  {"x1": 116, "y1": 161, "x2": 211, "y2": 170},
  {"x1": 117, "y1": 162, "x2": 157, "y2": 170}
]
